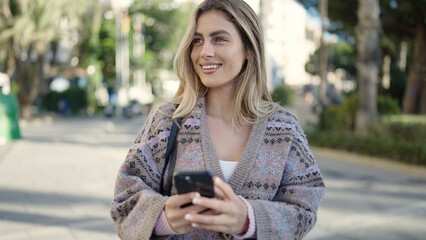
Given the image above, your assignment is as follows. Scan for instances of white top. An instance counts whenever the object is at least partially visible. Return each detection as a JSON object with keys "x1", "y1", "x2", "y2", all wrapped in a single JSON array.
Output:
[{"x1": 219, "y1": 160, "x2": 238, "y2": 182}]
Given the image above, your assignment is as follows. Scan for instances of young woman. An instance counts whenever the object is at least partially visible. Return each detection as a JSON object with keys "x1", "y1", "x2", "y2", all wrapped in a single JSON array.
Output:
[{"x1": 110, "y1": 0, "x2": 325, "y2": 239}]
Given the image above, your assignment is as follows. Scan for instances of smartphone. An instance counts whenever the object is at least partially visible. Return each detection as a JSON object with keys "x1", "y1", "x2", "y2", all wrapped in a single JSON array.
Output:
[{"x1": 174, "y1": 171, "x2": 215, "y2": 198}]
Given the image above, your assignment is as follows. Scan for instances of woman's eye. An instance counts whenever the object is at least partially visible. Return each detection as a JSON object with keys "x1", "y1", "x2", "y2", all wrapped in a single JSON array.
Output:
[
  {"x1": 215, "y1": 37, "x2": 226, "y2": 42},
  {"x1": 193, "y1": 38, "x2": 203, "y2": 45}
]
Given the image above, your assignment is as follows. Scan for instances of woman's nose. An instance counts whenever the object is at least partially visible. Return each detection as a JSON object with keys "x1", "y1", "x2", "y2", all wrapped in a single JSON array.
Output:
[{"x1": 200, "y1": 41, "x2": 214, "y2": 58}]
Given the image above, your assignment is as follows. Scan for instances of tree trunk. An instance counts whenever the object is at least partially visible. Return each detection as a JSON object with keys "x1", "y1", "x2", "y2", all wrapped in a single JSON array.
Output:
[
  {"x1": 15, "y1": 57, "x2": 33, "y2": 120},
  {"x1": 420, "y1": 76, "x2": 426, "y2": 114},
  {"x1": 355, "y1": 0, "x2": 380, "y2": 135},
  {"x1": 15, "y1": 46, "x2": 43, "y2": 120},
  {"x1": 318, "y1": 0, "x2": 328, "y2": 107},
  {"x1": 402, "y1": 15, "x2": 425, "y2": 114}
]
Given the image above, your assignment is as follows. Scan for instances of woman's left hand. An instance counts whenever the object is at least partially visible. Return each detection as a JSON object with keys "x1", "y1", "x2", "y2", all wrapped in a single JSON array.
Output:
[{"x1": 183, "y1": 176, "x2": 249, "y2": 235}]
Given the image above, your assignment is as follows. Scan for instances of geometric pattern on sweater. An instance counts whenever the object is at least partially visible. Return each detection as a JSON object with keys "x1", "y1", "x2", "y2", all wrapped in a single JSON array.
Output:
[{"x1": 110, "y1": 97, "x2": 325, "y2": 240}]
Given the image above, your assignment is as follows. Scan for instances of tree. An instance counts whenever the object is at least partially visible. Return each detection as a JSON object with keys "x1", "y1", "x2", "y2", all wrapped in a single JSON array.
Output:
[
  {"x1": 381, "y1": 0, "x2": 426, "y2": 114},
  {"x1": 129, "y1": 0, "x2": 193, "y2": 85},
  {"x1": 306, "y1": 41, "x2": 357, "y2": 81},
  {"x1": 0, "y1": 0, "x2": 89, "y2": 119},
  {"x1": 318, "y1": 0, "x2": 329, "y2": 107},
  {"x1": 304, "y1": 0, "x2": 426, "y2": 114},
  {"x1": 354, "y1": 0, "x2": 381, "y2": 135}
]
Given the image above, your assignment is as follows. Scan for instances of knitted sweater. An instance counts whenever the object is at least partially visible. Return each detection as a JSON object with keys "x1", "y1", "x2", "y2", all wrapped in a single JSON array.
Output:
[{"x1": 110, "y1": 97, "x2": 325, "y2": 240}]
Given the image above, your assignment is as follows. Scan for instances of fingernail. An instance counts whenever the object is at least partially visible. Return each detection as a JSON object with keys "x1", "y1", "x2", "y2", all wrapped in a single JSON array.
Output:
[
  {"x1": 193, "y1": 197, "x2": 201, "y2": 204},
  {"x1": 184, "y1": 214, "x2": 193, "y2": 221},
  {"x1": 191, "y1": 223, "x2": 198, "y2": 227},
  {"x1": 215, "y1": 177, "x2": 221, "y2": 184},
  {"x1": 194, "y1": 192, "x2": 200, "y2": 198}
]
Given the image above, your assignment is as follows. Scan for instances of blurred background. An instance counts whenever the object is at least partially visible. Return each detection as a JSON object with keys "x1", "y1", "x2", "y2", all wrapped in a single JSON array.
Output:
[{"x1": 0, "y1": 0, "x2": 425, "y2": 239}]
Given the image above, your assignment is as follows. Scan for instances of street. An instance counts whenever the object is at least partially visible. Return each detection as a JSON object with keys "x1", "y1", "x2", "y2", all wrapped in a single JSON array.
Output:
[{"x1": 0, "y1": 115, "x2": 425, "y2": 240}]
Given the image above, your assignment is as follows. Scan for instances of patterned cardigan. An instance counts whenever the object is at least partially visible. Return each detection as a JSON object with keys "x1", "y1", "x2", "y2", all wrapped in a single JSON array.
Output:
[{"x1": 110, "y1": 97, "x2": 325, "y2": 240}]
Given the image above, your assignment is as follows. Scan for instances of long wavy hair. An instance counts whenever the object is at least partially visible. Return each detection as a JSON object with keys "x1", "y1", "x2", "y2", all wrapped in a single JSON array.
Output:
[{"x1": 172, "y1": 0, "x2": 277, "y2": 127}]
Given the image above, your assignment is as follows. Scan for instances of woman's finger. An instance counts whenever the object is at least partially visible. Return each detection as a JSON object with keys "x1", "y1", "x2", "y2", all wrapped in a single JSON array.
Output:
[
  {"x1": 191, "y1": 195, "x2": 227, "y2": 213},
  {"x1": 167, "y1": 192, "x2": 200, "y2": 208},
  {"x1": 214, "y1": 185, "x2": 225, "y2": 199},
  {"x1": 213, "y1": 177, "x2": 237, "y2": 200}
]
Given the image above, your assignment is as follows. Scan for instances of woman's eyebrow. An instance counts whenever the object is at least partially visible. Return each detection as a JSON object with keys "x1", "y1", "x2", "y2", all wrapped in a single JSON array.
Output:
[
  {"x1": 194, "y1": 30, "x2": 232, "y2": 37},
  {"x1": 209, "y1": 30, "x2": 231, "y2": 37}
]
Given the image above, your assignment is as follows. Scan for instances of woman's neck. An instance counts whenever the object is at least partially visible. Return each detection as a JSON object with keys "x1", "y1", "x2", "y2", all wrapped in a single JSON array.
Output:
[{"x1": 205, "y1": 88, "x2": 234, "y2": 122}]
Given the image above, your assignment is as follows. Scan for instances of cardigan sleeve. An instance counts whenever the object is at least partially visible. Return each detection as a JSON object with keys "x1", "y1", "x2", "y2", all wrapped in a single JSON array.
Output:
[
  {"x1": 247, "y1": 119, "x2": 325, "y2": 240},
  {"x1": 110, "y1": 104, "x2": 175, "y2": 239}
]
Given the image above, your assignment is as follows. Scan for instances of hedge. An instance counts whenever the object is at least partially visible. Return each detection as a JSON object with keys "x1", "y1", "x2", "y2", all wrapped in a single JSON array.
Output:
[
  {"x1": 369, "y1": 115, "x2": 426, "y2": 144},
  {"x1": 307, "y1": 130, "x2": 426, "y2": 166},
  {"x1": 41, "y1": 87, "x2": 87, "y2": 114},
  {"x1": 319, "y1": 94, "x2": 401, "y2": 132}
]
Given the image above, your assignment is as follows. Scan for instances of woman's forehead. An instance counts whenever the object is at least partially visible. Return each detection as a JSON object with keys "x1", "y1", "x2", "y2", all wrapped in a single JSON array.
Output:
[{"x1": 195, "y1": 10, "x2": 238, "y2": 34}]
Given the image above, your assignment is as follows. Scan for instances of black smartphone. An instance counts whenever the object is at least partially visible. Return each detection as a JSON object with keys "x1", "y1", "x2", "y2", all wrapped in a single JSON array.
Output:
[{"x1": 174, "y1": 171, "x2": 215, "y2": 198}]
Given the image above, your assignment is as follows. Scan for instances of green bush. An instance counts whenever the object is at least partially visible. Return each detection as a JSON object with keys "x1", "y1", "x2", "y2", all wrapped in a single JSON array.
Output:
[
  {"x1": 319, "y1": 95, "x2": 357, "y2": 131},
  {"x1": 377, "y1": 95, "x2": 402, "y2": 115},
  {"x1": 63, "y1": 87, "x2": 87, "y2": 113},
  {"x1": 307, "y1": 130, "x2": 426, "y2": 165},
  {"x1": 369, "y1": 115, "x2": 426, "y2": 144},
  {"x1": 319, "y1": 94, "x2": 401, "y2": 131},
  {"x1": 311, "y1": 97, "x2": 425, "y2": 165},
  {"x1": 41, "y1": 87, "x2": 87, "y2": 114},
  {"x1": 42, "y1": 91, "x2": 62, "y2": 112},
  {"x1": 271, "y1": 84, "x2": 297, "y2": 107}
]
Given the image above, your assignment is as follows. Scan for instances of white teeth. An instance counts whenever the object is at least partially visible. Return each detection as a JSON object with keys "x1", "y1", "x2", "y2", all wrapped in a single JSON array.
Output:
[{"x1": 202, "y1": 64, "x2": 220, "y2": 70}]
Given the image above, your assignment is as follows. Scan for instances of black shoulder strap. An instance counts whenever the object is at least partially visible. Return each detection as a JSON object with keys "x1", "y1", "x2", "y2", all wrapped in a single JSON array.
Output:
[{"x1": 159, "y1": 117, "x2": 181, "y2": 196}]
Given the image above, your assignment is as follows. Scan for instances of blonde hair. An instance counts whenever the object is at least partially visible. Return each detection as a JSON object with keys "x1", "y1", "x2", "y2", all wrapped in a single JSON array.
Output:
[{"x1": 172, "y1": 0, "x2": 277, "y2": 126}]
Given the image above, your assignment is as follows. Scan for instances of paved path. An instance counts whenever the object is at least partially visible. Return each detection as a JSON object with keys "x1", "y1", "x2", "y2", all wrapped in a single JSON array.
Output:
[
  {"x1": 308, "y1": 148, "x2": 426, "y2": 240},
  {"x1": 0, "y1": 115, "x2": 425, "y2": 239},
  {"x1": 0, "y1": 115, "x2": 144, "y2": 240}
]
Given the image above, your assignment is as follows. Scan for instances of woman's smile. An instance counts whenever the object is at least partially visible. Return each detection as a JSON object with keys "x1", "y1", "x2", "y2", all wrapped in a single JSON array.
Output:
[{"x1": 200, "y1": 63, "x2": 222, "y2": 73}]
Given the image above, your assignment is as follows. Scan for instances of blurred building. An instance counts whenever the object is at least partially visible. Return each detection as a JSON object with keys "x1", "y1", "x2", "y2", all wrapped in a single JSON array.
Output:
[{"x1": 261, "y1": 0, "x2": 319, "y2": 88}]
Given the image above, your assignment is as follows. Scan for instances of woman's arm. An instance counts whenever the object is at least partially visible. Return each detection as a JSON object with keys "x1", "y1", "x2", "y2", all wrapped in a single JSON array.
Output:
[
  {"x1": 248, "y1": 127, "x2": 325, "y2": 240},
  {"x1": 110, "y1": 105, "x2": 173, "y2": 239}
]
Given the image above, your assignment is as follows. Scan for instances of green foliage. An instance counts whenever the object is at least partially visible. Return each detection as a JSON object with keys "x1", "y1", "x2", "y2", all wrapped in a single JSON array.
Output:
[
  {"x1": 327, "y1": 0, "x2": 358, "y2": 38},
  {"x1": 328, "y1": 41, "x2": 357, "y2": 77},
  {"x1": 310, "y1": 99, "x2": 424, "y2": 165},
  {"x1": 307, "y1": 130, "x2": 426, "y2": 165},
  {"x1": 319, "y1": 94, "x2": 402, "y2": 131},
  {"x1": 297, "y1": 0, "x2": 358, "y2": 39},
  {"x1": 130, "y1": 0, "x2": 193, "y2": 84},
  {"x1": 98, "y1": 18, "x2": 116, "y2": 82},
  {"x1": 64, "y1": 87, "x2": 88, "y2": 113},
  {"x1": 377, "y1": 95, "x2": 402, "y2": 115},
  {"x1": 387, "y1": 64, "x2": 406, "y2": 107},
  {"x1": 271, "y1": 84, "x2": 297, "y2": 107},
  {"x1": 369, "y1": 115, "x2": 426, "y2": 144},
  {"x1": 42, "y1": 87, "x2": 87, "y2": 114},
  {"x1": 319, "y1": 95, "x2": 357, "y2": 131},
  {"x1": 306, "y1": 41, "x2": 357, "y2": 80}
]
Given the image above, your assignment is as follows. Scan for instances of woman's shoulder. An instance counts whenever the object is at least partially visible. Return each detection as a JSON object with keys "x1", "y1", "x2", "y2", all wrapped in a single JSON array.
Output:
[
  {"x1": 152, "y1": 101, "x2": 178, "y2": 117},
  {"x1": 266, "y1": 105, "x2": 305, "y2": 134},
  {"x1": 268, "y1": 105, "x2": 299, "y2": 124},
  {"x1": 143, "y1": 102, "x2": 177, "y2": 130}
]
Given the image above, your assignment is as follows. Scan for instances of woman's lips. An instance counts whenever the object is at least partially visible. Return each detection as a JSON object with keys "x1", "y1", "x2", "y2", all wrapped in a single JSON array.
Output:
[{"x1": 200, "y1": 64, "x2": 222, "y2": 74}]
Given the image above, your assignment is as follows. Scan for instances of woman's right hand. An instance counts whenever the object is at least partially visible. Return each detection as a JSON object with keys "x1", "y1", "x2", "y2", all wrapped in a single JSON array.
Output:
[{"x1": 164, "y1": 192, "x2": 209, "y2": 234}]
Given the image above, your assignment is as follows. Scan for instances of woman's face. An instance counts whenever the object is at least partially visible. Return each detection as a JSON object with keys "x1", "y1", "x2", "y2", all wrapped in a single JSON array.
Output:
[{"x1": 191, "y1": 10, "x2": 246, "y2": 92}]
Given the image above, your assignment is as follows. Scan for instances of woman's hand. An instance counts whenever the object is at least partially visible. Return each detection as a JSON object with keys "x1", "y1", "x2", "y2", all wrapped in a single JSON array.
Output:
[
  {"x1": 183, "y1": 177, "x2": 249, "y2": 235},
  {"x1": 164, "y1": 192, "x2": 210, "y2": 234}
]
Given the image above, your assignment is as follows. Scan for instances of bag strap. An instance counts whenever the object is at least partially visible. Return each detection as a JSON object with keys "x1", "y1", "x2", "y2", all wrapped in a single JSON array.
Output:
[{"x1": 159, "y1": 117, "x2": 181, "y2": 196}]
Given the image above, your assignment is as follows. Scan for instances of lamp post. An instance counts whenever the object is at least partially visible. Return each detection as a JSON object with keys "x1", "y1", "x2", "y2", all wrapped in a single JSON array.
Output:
[{"x1": 111, "y1": 0, "x2": 133, "y2": 116}]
